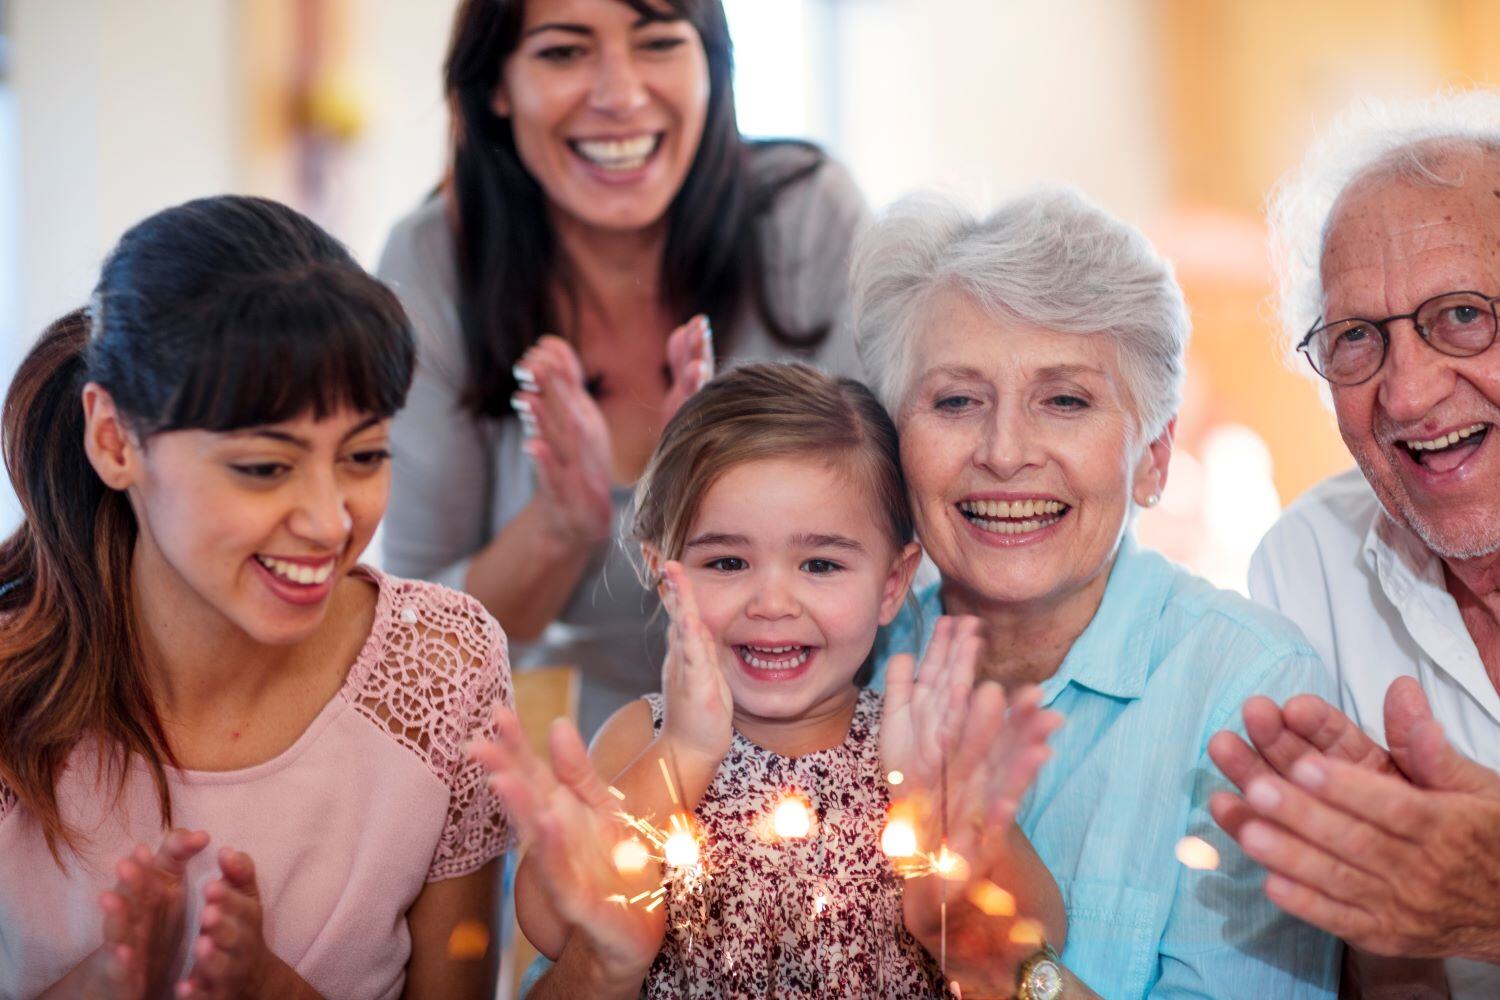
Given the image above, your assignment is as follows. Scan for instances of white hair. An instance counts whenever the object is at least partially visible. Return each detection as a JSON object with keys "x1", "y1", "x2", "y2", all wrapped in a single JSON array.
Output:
[
  {"x1": 1269, "y1": 88, "x2": 1500, "y2": 369},
  {"x1": 850, "y1": 187, "x2": 1188, "y2": 438}
]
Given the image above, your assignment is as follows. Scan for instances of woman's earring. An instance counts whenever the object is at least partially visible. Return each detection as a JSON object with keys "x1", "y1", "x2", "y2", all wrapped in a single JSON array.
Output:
[{"x1": 1144, "y1": 493, "x2": 1161, "y2": 508}]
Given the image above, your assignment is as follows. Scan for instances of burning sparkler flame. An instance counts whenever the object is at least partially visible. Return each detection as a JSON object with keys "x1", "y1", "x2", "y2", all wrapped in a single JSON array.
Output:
[{"x1": 771, "y1": 795, "x2": 813, "y2": 840}]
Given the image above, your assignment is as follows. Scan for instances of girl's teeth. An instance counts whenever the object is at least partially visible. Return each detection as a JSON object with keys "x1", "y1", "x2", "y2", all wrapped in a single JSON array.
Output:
[
  {"x1": 256, "y1": 555, "x2": 334, "y2": 586},
  {"x1": 740, "y1": 646, "x2": 810, "y2": 671}
]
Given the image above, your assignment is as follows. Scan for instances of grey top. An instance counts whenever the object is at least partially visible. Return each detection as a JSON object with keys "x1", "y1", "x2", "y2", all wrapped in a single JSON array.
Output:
[{"x1": 375, "y1": 145, "x2": 868, "y2": 737}]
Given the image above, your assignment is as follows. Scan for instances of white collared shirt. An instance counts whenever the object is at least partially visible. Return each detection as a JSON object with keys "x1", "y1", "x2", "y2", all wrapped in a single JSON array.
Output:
[{"x1": 1251, "y1": 467, "x2": 1500, "y2": 997}]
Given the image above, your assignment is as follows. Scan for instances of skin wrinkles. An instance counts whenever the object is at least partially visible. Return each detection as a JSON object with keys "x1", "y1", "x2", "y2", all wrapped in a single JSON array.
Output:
[
  {"x1": 1321, "y1": 152, "x2": 1500, "y2": 564},
  {"x1": 897, "y1": 290, "x2": 1172, "y2": 687}
]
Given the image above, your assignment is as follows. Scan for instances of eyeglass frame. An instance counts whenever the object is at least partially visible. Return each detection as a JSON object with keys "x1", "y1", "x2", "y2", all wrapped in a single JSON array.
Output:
[{"x1": 1295, "y1": 290, "x2": 1500, "y2": 387}]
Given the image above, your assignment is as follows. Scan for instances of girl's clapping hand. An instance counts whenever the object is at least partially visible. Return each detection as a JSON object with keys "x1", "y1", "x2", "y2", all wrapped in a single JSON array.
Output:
[
  {"x1": 879, "y1": 615, "x2": 982, "y2": 792},
  {"x1": 658, "y1": 561, "x2": 734, "y2": 770}
]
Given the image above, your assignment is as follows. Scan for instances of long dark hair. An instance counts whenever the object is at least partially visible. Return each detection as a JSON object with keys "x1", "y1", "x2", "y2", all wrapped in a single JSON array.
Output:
[
  {"x1": 444, "y1": 0, "x2": 831, "y2": 417},
  {"x1": 0, "y1": 196, "x2": 416, "y2": 862}
]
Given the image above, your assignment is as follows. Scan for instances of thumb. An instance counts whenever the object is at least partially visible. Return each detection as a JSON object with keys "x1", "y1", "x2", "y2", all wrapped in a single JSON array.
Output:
[
  {"x1": 1404, "y1": 717, "x2": 1500, "y2": 794},
  {"x1": 1384, "y1": 676, "x2": 1435, "y2": 774}
]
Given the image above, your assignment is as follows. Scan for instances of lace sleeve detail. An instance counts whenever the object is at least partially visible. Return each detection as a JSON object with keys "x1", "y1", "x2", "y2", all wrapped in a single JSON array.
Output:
[{"x1": 349, "y1": 572, "x2": 514, "y2": 882}]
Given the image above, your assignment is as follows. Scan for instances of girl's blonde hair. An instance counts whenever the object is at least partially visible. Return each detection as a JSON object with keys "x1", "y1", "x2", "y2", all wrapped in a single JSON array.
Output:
[{"x1": 631, "y1": 362, "x2": 913, "y2": 581}]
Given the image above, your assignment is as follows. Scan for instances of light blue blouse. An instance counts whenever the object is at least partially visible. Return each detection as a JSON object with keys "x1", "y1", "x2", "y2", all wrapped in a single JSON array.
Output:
[{"x1": 869, "y1": 537, "x2": 1341, "y2": 999}]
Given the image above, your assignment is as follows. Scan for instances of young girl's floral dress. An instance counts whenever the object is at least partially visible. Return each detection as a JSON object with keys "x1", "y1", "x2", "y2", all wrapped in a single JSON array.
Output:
[{"x1": 641, "y1": 688, "x2": 947, "y2": 999}]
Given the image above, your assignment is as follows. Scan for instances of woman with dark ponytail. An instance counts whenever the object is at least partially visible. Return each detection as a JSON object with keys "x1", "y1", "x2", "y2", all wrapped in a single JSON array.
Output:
[
  {"x1": 376, "y1": 0, "x2": 868, "y2": 738},
  {"x1": 0, "y1": 196, "x2": 511, "y2": 1000}
]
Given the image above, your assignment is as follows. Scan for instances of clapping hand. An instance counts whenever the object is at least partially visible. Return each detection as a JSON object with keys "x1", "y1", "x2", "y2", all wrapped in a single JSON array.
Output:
[
  {"x1": 470, "y1": 708, "x2": 666, "y2": 978},
  {"x1": 88, "y1": 829, "x2": 209, "y2": 999},
  {"x1": 882, "y1": 617, "x2": 1063, "y2": 994},
  {"x1": 512, "y1": 317, "x2": 712, "y2": 549},
  {"x1": 177, "y1": 848, "x2": 288, "y2": 999},
  {"x1": 657, "y1": 560, "x2": 734, "y2": 772}
]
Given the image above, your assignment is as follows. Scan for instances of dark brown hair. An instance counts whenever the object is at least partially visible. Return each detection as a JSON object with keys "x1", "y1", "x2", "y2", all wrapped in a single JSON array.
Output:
[
  {"x1": 631, "y1": 362, "x2": 913, "y2": 576},
  {"x1": 0, "y1": 196, "x2": 415, "y2": 862},
  {"x1": 443, "y1": 0, "x2": 831, "y2": 417}
]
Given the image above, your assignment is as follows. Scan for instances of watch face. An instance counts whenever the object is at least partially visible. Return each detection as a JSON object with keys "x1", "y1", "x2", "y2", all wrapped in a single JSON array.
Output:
[{"x1": 1028, "y1": 959, "x2": 1063, "y2": 1000}]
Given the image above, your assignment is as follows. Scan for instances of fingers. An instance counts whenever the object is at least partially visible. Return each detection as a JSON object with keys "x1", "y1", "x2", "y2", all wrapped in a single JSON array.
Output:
[
  {"x1": 882, "y1": 653, "x2": 916, "y2": 718},
  {"x1": 154, "y1": 829, "x2": 210, "y2": 876},
  {"x1": 548, "y1": 717, "x2": 617, "y2": 812},
  {"x1": 1281, "y1": 694, "x2": 1393, "y2": 773},
  {"x1": 1282, "y1": 754, "x2": 1431, "y2": 840},
  {"x1": 215, "y1": 848, "x2": 258, "y2": 897},
  {"x1": 1208, "y1": 729, "x2": 1275, "y2": 794},
  {"x1": 1237, "y1": 773, "x2": 1399, "y2": 885},
  {"x1": 1259, "y1": 873, "x2": 1383, "y2": 948}
]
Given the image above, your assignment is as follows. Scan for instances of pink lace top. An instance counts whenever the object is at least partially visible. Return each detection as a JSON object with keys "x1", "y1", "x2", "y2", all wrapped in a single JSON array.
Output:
[
  {"x1": 0, "y1": 567, "x2": 511, "y2": 1000},
  {"x1": 642, "y1": 688, "x2": 946, "y2": 999}
]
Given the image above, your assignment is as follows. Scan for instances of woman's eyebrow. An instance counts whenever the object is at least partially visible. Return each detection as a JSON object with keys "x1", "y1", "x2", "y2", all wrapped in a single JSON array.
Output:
[{"x1": 523, "y1": 22, "x2": 594, "y2": 39}]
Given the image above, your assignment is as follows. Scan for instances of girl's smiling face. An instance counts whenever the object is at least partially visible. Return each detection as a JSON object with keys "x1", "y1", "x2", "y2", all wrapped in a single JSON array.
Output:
[
  {"x1": 676, "y1": 456, "x2": 919, "y2": 728},
  {"x1": 101, "y1": 402, "x2": 394, "y2": 647}
]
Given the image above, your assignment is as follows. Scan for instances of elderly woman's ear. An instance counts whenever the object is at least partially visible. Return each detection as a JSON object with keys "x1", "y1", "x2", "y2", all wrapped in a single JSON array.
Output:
[{"x1": 1132, "y1": 417, "x2": 1176, "y2": 508}]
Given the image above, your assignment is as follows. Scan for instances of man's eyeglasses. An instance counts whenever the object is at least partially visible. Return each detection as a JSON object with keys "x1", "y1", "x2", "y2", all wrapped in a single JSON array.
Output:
[{"x1": 1297, "y1": 291, "x2": 1500, "y2": 386}]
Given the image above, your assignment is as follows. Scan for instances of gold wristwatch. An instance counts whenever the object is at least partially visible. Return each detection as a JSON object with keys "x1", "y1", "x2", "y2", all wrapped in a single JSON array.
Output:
[{"x1": 1016, "y1": 943, "x2": 1063, "y2": 1000}]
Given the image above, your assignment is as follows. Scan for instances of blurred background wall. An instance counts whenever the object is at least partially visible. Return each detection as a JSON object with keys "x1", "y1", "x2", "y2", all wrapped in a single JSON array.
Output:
[{"x1": 3, "y1": 0, "x2": 1498, "y2": 588}]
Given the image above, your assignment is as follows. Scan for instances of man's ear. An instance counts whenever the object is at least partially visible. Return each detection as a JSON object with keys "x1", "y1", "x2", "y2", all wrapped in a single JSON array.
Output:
[
  {"x1": 81, "y1": 383, "x2": 138, "y2": 491},
  {"x1": 878, "y1": 541, "x2": 924, "y2": 626},
  {"x1": 1132, "y1": 417, "x2": 1176, "y2": 507}
]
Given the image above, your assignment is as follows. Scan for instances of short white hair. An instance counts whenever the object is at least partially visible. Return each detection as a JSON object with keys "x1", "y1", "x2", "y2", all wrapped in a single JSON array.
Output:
[
  {"x1": 850, "y1": 187, "x2": 1188, "y2": 438},
  {"x1": 1269, "y1": 88, "x2": 1500, "y2": 368}
]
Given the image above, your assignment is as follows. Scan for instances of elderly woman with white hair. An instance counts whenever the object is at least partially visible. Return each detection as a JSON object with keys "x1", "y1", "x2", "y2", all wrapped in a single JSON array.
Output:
[{"x1": 856, "y1": 189, "x2": 1341, "y2": 998}]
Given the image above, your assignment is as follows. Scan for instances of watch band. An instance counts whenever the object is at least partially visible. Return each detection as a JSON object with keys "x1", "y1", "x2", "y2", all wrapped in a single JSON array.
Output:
[{"x1": 1015, "y1": 943, "x2": 1063, "y2": 1000}]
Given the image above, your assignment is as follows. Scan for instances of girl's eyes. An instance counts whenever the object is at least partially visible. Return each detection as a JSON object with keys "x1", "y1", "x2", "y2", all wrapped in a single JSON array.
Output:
[
  {"x1": 705, "y1": 556, "x2": 747, "y2": 573},
  {"x1": 801, "y1": 558, "x2": 843, "y2": 575}
]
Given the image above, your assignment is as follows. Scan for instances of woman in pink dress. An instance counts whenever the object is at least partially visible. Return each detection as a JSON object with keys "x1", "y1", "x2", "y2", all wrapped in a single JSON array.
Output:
[{"x1": 0, "y1": 196, "x2": 511, "y2": 1000}]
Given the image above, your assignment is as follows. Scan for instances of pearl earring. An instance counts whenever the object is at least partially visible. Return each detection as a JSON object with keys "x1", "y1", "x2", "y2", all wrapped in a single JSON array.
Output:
[{"x1": 1145, "y1": 493, "x2": 1161, "y2": 508}]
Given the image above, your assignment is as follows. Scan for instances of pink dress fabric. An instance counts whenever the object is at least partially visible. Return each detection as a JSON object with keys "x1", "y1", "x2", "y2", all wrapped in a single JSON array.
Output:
[
  {"x1": 0, "y1": 567, "x2": 511, "y2": 1000},
  {"x1": 641, "y1": 688, "x2": 946, "y2": 999}
]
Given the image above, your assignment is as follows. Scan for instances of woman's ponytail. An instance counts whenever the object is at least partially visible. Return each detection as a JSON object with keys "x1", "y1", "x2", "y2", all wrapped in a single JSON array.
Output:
[{"x1": 0, "y1": 310, "x2": 171, "y2": 863}]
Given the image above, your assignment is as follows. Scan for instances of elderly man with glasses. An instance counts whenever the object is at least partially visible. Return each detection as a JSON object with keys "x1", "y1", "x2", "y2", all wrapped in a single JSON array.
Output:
[{"x1": 1208, "y1": 90, "x2": 1500, "y2": 999}]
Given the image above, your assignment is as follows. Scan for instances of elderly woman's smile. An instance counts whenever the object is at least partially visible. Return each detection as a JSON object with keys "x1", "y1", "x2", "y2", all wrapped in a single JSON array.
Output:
[{"x1": 897, "y1": 291, "x2": 1166, "y2": 612}]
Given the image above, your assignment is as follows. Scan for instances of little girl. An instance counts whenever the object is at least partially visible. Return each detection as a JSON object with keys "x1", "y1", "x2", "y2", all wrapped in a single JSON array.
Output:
[
  {"x1": 0, "y1": 196, "x2": 510, "y2": 999},
  {"x1": 476, "y1": 363, "x2": 1063, "y2": 999}
]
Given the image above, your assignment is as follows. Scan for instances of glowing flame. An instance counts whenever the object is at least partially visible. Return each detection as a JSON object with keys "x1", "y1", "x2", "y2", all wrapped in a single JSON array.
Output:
[
  {"x1": 933, "y1": 844, "x2": 969, "y2": 882},
  {"x1": 1175, "y1": 835, "x2": 1220, "y2": 871},
  {"x1": 772, "y1": 795, "x2": 813, "y2": 840},
  {"x1": 887, "y1": 770, "x2": 905, "y2": 786},
  {"x1": 1008, "y1": 918, "x2": 1045, "y2": 947},
  {"x1": 966, "y1": 879, "x2": 1016, "y2": 917},
  {"x1": 663, "y1": 814, "x2": 700, "y2": 869},
  {"x1": 445, "y1": 919, "x2": 490, "y2": 960},
  {"x1": 611, "y1": 837, "x2": 650, "y2": 875},
  {"x1": 881, "y1": 816, "x2": 919, "y2": 859}
]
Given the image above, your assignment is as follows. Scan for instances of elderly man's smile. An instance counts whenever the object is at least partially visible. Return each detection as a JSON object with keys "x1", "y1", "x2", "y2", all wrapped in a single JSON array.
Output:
[{"x1": 1392, "y1": 420, "x2": 1489, "y2": 476}]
